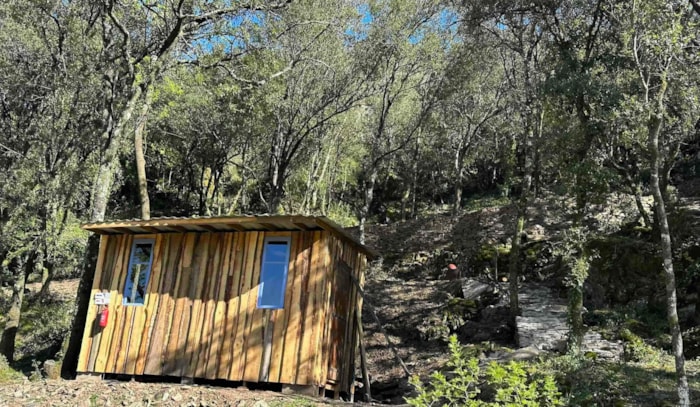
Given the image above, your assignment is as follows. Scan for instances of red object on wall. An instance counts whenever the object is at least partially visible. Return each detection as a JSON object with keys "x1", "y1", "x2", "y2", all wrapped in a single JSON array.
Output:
[{"x1": 99, "y1": 307, "x2": 109, "y2": 328}]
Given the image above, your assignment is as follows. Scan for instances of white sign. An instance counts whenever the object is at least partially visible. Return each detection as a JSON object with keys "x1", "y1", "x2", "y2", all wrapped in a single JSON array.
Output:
[{"x1": 94, "y1": 292, "x2": 110, "y2": 305}]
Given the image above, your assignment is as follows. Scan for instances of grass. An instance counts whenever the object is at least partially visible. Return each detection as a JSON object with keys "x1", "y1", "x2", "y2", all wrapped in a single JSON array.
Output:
[
  {"x1": 0, "y1": 289, "x2": 73, "y2": 377},
  {"x1": 537, "y1": 352, "x2": 700, "y2": 406}
]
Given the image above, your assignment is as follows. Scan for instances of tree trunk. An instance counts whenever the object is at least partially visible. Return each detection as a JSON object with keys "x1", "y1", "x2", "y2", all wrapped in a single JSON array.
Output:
[
  {"x1": 694, "y1": 284, "x2": 700, "y2": 326},
  {"x1": 91, "y1": 86, "x2": 143, "y2": 221},
  {"x1": 62, "y1": 82, "x2": 143, "y2": 379},
  {"x1": 358, "y1": 169, "x2": 378, "y2": 245},
  {"x1": 508, "y1": 209, "x2": 525, "y2": 318},
  {"x1": 453, "y1": 147, "x2": 465, "y2": 215},
  {"x1": 410, "y1": 137, "x2": 420, "y2": 219},
  {"x1": 39, "y1": 260, "x2": 54, "y2": 298},
  {"x1": 453, "y1": 180, "x2": 463, "y2": 216},
  {"x1": 633, "y1": 186, "x2": 651, "y2": 228},
  {"x1": 648, "y1": 79, "x2": 690, "y2": 407},
  {"x1": 508, "y1": 131, "x2": 533, "y2": 319},
  {"x1": 134, "y1": 85, "x2": 153, "y2": 220},
  {"x1": 0, "y1": 256, "x2": 28, "y2": 363}
]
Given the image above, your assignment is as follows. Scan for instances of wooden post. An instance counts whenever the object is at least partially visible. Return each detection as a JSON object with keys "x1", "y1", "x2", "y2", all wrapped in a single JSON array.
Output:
[{"x1": 356, "y1": 312, "x2": 371, "y2": 402}]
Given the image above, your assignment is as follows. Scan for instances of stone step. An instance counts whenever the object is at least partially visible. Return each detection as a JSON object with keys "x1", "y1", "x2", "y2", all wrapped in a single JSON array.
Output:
[{"x1": 515, "y1": 285, "x2": 623, "y2": 360}]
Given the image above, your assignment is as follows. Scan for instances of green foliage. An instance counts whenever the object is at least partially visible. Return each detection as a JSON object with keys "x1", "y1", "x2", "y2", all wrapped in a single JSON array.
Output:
[
  {"x1": 16, "y1": 294, "x2": 73, "y2": 361},
  {"x1": 486, "y1": 362, "x2": 563, "y2": 407},
  {"x1": 584, "y1": 302, "x2": 669, "y2": 346},
  {"x1": 406, "y1": 335, "x2": 482, "y2": 406},
  {"x1": 0, "y1": 355, "x2": 23, "y2": 382},
  {"x1": 406, "y1": 336, "x2": 563, "y2": 406},
  {"x1": 420, "y1": 298, "x2": 478, "y2": 342},
  {"x1": 619, "y1": 329, "x2": 665, "y2": 365}
]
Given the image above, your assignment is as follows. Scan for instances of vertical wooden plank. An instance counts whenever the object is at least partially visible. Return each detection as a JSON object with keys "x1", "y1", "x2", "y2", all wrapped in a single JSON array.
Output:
[
  {"x1": 336, "y1": 242, "x2": 354, "y2": 391},
  {"x1": 93, "y1": 235, "x2": 125, "y2": 372},
  {"x1": 229, "y1": 232, "x2": 258, "y2": 381},
  {"x1": 303, "y1": 232, "x2": 324, "y2": 386},
  {"x1": 184, "y1": 233, "x2": 212, "y2": 378},
  {"x1": 98, "y1": 234, "x2": 132, "y2": 373},
  {"x1": 326, "y1": 239, "x2": 344, "y2": 382},
  {"x1": 144, "y1": 234, "x2": 184, "y2": 375},
  {"x1": 78, "y1": 235, "x2": 110, "y2": 372},
  {"x1": 196, "y1": 233, "x2": 224, "y2": 378},
  {"x1": 293, "y1": 232, "x2": 313, "y2": 385},
  {"x1": 205, "y1": 233, "x2": 232, "y2": 379},
  {"x1": 131, "y1": 234, "x2": 166, "y2": 375},
  {"x1": 317, "y1": 233, "x2": 335, "y2": 386},
  {"x1": 165, "y1": 233, "x2": 197, "y2": 376},
  {"x1": 343, "y1": 244, "x2": 359, "y2": 393},
  {"x1": 279, "y1": 232, "x2": 306, "y2": 384},
  {"x1": 268, "y1": 233, "x2": 299, "y2": 383},
  {"x1": 220, "y1": 233, "x2": 244, "y2": 379},
  {"x1": 87, "y1": 236, "x2": 121, "y2": 372},
  {"x1": 113, "y1": 300, "x2": 135, "y2": 373},
  {"x1": 327, "y1": 238, "x2": 345, "y2": 381},
  {"x1": 259, "y1": 310, "x2": 274, "y2": 381},
  {"x1": 242, "y1": 232, "x2": 265, "y2": 382}
]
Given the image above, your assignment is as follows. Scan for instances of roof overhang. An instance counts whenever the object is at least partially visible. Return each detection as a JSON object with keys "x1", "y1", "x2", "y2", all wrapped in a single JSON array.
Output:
[{"x1": 81, "y1": 215, "x2": 379, "y2": 260}]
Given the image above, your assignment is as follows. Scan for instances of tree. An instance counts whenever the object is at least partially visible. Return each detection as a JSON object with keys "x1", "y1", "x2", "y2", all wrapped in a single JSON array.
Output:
[
  {"x1": 460, "y1": 0, "x2": 550, "y2": 318},
  {"x1": 0, "y1": 0, "x2": 95, "y2": 361},
  {"x1": 433, "y1": 39, "x2": 505, "y2": 214},
  {"x1": 608, "y1": 1, "x2": 699, "y2": 404},
  {"x1": 351, "y1": 0, "x2": 448, "y2": 243},
  {"x1": 62, "y1": 0, "x2": 295, "y2": 378}
]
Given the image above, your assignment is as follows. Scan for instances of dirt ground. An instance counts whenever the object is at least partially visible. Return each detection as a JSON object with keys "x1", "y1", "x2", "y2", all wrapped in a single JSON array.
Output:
[{"x1": 0, "y1": 376, "x2": 331, "y2": 407}]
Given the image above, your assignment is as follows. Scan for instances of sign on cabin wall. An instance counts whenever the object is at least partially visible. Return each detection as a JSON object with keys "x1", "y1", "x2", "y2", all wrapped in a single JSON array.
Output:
[{"x1": 94, "y1": 292, "x2": 111, "y2": 305}]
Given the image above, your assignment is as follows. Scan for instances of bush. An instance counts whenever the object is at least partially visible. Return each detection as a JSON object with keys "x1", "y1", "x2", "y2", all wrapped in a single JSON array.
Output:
[
  {"x1": 17, "y1": 296, "x2": 73, "y2": 360},
  {"x1": 0, "y1": 355, "x2": 23, "y2": 382},
  {"x1": 406, "y1": 335, "x2": 564, "y2": 406},
  {"x1": 619, "y1": 328, "x2": 664, "y2": 365}
]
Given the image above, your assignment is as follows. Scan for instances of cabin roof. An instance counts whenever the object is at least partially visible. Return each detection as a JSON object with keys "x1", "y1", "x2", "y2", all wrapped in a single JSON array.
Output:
[{"x1": 81, "y1": 215, "x2": 379, "y2": 259}]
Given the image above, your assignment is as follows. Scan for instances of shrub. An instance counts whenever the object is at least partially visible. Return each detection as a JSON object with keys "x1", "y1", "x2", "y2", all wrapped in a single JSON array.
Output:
[
  {"x1": 0, "y1": 355, "x2": 23, "y2": 382},
  {"x1": 406, "y1": 335, "x2": 564, "y2": 406},
  {"x1": 619, "y1": 328, "x2": 664, "y2": 365}
]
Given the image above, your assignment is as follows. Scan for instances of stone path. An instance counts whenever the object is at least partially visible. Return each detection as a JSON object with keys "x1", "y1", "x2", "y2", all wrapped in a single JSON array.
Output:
[{"x1": 515, "y1": 284, "x2": 623, "y2": 360}]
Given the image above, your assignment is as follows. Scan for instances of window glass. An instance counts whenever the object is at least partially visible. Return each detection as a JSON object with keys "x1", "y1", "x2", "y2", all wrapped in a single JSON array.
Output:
[
  {"x1": 124, "y1": 239, "x2": 154, "y2": 305},
  {"x1": 257, "y1": 238, "x2": 291, "y2": 309}
]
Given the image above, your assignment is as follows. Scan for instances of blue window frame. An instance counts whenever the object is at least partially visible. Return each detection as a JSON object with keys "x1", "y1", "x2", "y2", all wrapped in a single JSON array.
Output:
[
  {"x1": 257, "y1": 237, "x2": 291, "y2": 309},
  {"x1": 123, "y1": 239, "x2": 155, "y2": 306}
]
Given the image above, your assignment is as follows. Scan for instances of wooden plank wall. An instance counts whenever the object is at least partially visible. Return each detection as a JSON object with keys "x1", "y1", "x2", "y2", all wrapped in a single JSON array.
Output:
[
  {"x1": 76, "y1": 230, "x2": 367, "y2": 392},
  {"x1": 324, "y1": 237, "x2": 365, "y2": 393}
]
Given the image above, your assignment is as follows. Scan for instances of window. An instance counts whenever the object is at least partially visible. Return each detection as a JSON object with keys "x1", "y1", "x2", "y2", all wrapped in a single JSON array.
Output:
[
  {"x1": 123, "y1": 239, "x2": 155, "y2": 305},
  {"x1": 257, "y1": 237, "x2": 291, "y2": 309}
]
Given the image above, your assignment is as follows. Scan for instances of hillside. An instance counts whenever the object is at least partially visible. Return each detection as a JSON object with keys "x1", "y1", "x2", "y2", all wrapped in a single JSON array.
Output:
[
  {"x1": 357, "y1": 190, "x2": 700, "y2": 405},
  {"x1": 1, "y1": 190, "x2": 700, "y2": 406}
]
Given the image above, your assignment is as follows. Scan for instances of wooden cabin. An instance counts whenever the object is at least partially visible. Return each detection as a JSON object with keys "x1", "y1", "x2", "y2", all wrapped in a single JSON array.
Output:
[{"x1": 76, "y1": 215, "x2": 377, "y2": 397}]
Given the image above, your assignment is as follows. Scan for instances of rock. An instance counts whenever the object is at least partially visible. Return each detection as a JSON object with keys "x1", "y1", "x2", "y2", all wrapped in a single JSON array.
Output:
[
  {"x1": 154, "y1": 390, "x2": 169, "y2": 402},
  {"x1": 507, "y1": 346, "x2": 543, "y2": 361},
  {"x1": 461, "y1": 279, "x2": 492, "y2": 300},
  {"x1": 171, "y1": 392, "x2": 183, "y2": 402},
  {"x1": 516, "y1": 285, "x2": 569, "y2": 351},
  {"x1": 43, "y1": 360, "x2": 60, "y2": 380}
]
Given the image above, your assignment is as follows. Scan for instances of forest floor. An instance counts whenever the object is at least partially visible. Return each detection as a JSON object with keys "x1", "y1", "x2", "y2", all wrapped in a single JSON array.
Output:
[{"x1": 2, "y1": 191, "x2": 700, "y2": 405}]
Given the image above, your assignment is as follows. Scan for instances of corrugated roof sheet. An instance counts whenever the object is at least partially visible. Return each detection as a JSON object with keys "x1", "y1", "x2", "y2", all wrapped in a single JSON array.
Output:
[{"x1": 81, "y1": 215, "x2": 378, "y2": 259}]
